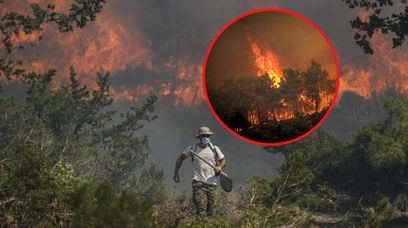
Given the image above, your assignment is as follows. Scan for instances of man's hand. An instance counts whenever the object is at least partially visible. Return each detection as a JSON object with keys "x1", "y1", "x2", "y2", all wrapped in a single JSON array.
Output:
[
  {"x1": 214, "y1": 165, "x2": 223, "y2": 173},
  {"x1": 173, "y1": 174, "x2": 180, "y2": 183}
]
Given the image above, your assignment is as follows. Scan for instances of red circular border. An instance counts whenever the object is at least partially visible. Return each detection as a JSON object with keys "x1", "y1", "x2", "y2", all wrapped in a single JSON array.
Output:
[{"x1": 202, "y1": 8, "x2": 340, "y2": 147}]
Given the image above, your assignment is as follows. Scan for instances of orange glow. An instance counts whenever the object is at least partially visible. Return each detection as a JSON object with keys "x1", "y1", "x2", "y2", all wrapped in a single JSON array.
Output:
[
  {"x1": 336, "y1": 10, "x2": 408, "y2": 101},
  {"x1": 1, "y1": 1, "x2": 207, "y2": 106},
  {"x1": 248, "y1": 111, "x2": 260, "y2": 125},
  {"x1": 338, "y1": 31, "x2": 408, "y2": 101},
  {"x1": 245, "y1": 89, "x2": 331, "y2": 125},
  {"x1": 243, "y1": 37, "x2": 333, "y2": 126},
  {"x1": 164, "y1": 57, "x2": 204, "y2": 106},
  {"x1": 248, "y1": 38, "x2": 283, "y2": 88}
]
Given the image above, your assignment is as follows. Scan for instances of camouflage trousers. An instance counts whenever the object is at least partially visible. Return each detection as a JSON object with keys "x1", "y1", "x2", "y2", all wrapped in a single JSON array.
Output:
[{"x1": 192, "y1": 180, "x2": 217, "y2": 216}]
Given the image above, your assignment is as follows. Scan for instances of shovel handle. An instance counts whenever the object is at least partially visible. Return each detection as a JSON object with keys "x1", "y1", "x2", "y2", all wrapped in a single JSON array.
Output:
[{"x1": 189, "y1": 150, "x2": 228, "y2": 176}]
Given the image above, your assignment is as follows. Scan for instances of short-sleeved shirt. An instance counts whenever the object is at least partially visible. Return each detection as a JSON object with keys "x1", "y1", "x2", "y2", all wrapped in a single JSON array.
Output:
[{"x1": 182, "y1": 143, "x2": 225, "y2": 186}]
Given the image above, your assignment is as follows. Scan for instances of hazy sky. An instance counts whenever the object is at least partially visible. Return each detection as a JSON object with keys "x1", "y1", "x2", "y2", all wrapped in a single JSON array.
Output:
[{"x1": 206, "y1": 11, "x2": 336, "y2": 89}]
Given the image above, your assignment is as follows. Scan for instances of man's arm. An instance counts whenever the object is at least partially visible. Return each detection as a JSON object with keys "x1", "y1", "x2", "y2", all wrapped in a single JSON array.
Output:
[
  {"x1": 173, "y1": 154, "x2": 187, "y2": 183},
  {"x1": 215, "y1": 158, "x2": 226, "y2": 173}
]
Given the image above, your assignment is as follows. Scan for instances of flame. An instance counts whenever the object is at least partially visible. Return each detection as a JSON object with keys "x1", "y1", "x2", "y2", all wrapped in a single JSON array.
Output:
[
  {"x1": 248, "y1": 111, "x2": 260, "y2": 125},
  {"x1": 243, "y1": 37, "x2": 333, "y2": 125},
  {"x1": 338, "y1": 34, "x2": 408, "y2": 101},
  {"x1": 244, "y1": 84, "x2": 332, "y2": 126},
  {"x1": 5, "y1": 2, "x2": 408, "y2": 107},
  {"x1": 1, "y1": 0, "x2": 207, "y2": 106},
  {"x1": 164, "y1": 57, "x2": 204, "y2": 106},
  {"x1": 338, "y1": 9, "x2": 408, "y2": 101},
  {"x1": 2, "y1": 0, "x2": 154, "y2": 82},
  {"x1": 248, "y1": 38, "x2": 283, "y2": 88}
]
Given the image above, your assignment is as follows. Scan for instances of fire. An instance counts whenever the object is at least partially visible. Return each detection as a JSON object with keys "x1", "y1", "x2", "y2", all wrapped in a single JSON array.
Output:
[
  {"x1": 244, "y1": 37, "x2": 333, "y2": 125},
  {"x1": 244, "y1": 85, "x2": 332, "y2": 126},
  {"x1": 243, "y1": 37, "x2": 334, "y2": 126},
  {"x1": 1, "y1": 0, "x2": 207, "y2": 106},
  {"x1": 248, "y1": 38, "x2": 283, "y2": 88},
  {"x1": 338, "y1": 34, "x2": 408, "y2": 101},
  {"x1": 337, "y1": 10, "x2": 408, "y2": 101}
]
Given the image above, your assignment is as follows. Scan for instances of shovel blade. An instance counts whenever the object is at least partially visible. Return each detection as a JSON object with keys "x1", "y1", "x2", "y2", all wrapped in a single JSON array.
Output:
[{"x1": 220, "y1": 172, "x2": 233, "y2": 192}]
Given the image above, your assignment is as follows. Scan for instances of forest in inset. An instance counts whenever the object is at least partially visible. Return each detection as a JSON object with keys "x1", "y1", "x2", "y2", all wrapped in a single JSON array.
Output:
[{"x1": 207, "y1": 60, "x2": 336, "y2": 142}]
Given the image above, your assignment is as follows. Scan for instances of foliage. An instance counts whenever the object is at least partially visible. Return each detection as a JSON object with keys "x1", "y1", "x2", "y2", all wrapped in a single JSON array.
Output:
[
  {"x1": 135, "y1": 164, "x2": 167, "y2": 204},
  {"x1": 268, "y1": 130, "x2": 350, "y2": 189},
  {"x1": 0, "y1": 66, "x2": 159, "y2": 190},
  {"x1": 269, "y1": 99, "x2": 408, "y2": 200},
  {"x1": 236, "y1": 205, "x2": 314, "y2": 228},
  {"x1": 269, "y1": 150, "x2": 315, "y2": 206},
  {"x1": 0, "y1": 68, "x2": 163, "y2": 225},
  {"x1": 303, "y1": 60, "x2": 335, "y2": 116},
  {"x1": 154, "y1": 192, "x2": 314, "y2": 228},
  {"x1": 0, "y1": 145, "x2": 83, "y2": 227},
  {"x1": 361, "y1": 197, "x2": 394, "y2": 227},
  {"x1": 153, "y1": 191, "x2": 195, "y2": 227},
  {"x1": 71, "y1": 182, "x2": 154, "y2": 228},
  {"x1": 0, "y1": 0, "x2": 106, "y2": 79},
  {"x1": 344, "y1": 99, "x2": 408, "y2": 198},
  {"x1": 342, "y1": 0, "x2": 408, "y2": 54},
  {"x1": 245, "y1": 151, "x2": 314, "y2": 208},
  {"x1": 246, "y1": 175, "x2": 273, "y2": 206},
  {"x1": 0, "y1": 1, "x2": 166, "y2": 227},
  {"x1": 299, "y1": 183, "x2": 352, "y2": 213}
]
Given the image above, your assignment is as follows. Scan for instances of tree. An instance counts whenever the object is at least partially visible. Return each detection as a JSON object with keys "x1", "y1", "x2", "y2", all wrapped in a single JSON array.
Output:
[
  {"x1": 0, "y1": 0, "x2": 106, "y2": 79},
  {"x1": 345, "y1": 99, "x2": 408, "y2": 197},
  {"x1": 281, "y1": 68, "x2": 303, "y2": 117},
  {"x1": 259, "y1": 74, "x2": 282, "y2": 125},
  {"x1": 303, "y1": 60, "x2": 335, "y2": 116},
  {"x1": 342, "y1": 0, "x2": 408, "y2": 54},
  {"x1": 267, "y1": 130, "x2": 348, "y2": 186},
  {"x1": 262, "y1": 150, "x2": 314, "y2": 207},
  {"x1": 271, "y1": 99, "x2": 408, "y2": 200}
]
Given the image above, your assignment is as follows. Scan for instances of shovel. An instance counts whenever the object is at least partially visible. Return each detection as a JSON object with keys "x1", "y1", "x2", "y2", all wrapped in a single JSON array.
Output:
[{"x1": 189, "y1": 150, "x2": 233, "y2": 192}]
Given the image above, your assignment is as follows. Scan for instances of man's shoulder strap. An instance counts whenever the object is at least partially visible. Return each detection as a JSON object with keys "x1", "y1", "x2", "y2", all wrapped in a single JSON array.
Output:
[
  {"x1": 208, "y1": 142, "x2": 219, "y2": 161},
  {"x1": 191, "y1": 144, "x2": 197, "y2": 162},
  {"x1": 191, "y1": 143, "x2": 219, "y2": 162}
]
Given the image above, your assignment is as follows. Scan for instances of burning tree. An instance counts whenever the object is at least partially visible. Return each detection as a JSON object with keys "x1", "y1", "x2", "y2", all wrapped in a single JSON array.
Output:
[
  {"x1": 303, "y1": 60, "x2": 336, "y2": 116},
  {"x1": 207, "y1": 59, "x2": 336, "y2": 141}
]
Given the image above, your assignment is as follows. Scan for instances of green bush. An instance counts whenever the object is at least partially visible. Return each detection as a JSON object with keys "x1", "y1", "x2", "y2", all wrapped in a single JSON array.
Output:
[
  {"x1": 0, "y1": 145, "x2": 83, "y2": 227},
  {"x1": 71, "y1": 182, "x2": 154, "y2": 228}
]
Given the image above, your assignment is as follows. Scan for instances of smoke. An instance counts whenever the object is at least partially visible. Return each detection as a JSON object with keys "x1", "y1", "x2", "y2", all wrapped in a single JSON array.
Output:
[
  {"x1": 338, "y1": 33, "x2": 408, "y2": 100},
  {"x1": 1, "y1": 0, "x2": 286, "y2": 107}
]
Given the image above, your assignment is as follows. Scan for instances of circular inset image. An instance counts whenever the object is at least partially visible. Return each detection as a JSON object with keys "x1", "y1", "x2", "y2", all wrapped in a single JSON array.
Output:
[{"x1": 203, "y1": 9, "x2": 339, "y2": 146}]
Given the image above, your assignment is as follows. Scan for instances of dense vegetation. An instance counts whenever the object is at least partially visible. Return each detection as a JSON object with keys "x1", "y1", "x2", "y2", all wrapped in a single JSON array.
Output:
[
  {"x1": 207, "y1": 60, "x2": 336, "y2": 142},
  {"x1": 0, "y1": 1, "x2": 164, "y2": 226},
  {"x1": 0, "y1": 62, "x2": 165, "y2": 227},
  {"x1": 154, "y1": 99, "x2": 408, "y2": 227}
]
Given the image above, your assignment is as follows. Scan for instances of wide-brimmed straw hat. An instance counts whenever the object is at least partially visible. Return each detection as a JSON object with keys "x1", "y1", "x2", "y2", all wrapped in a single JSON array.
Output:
[{"x1": 195, "y1": 126, "x2": 214, "y2": 138}]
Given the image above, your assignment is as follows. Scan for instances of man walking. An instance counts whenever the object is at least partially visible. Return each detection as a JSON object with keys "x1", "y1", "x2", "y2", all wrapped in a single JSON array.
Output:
[{"x1": 173, "y1": 126, "x2": 227, "y2": 216}]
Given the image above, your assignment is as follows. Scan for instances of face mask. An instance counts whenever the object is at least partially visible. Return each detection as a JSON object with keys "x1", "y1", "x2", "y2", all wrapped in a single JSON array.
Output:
[{"x1": 200, "y1": 137, "x2": 211, "y2": 145}]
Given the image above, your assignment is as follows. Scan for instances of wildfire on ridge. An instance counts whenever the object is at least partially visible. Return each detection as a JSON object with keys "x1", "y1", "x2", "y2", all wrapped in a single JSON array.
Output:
[{"x1": 1, "y1": 1, "x2": 207, "y2": 106}]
